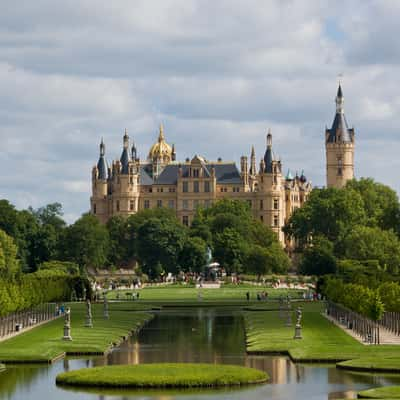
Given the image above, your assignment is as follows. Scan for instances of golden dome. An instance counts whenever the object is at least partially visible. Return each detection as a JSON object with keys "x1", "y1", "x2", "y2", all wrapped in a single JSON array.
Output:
[{"x1": 148, "y1": 124, "x2": 173, "y2": 161}]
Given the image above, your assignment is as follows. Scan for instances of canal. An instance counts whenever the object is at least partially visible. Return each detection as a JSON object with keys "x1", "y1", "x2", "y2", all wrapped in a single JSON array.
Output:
[{"x1": 1, "y1": 307, "x2": 399, "y2": 399}]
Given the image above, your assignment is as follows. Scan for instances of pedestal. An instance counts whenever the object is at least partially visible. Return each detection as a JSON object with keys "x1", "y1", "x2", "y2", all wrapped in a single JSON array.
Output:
[
  {"x1": 62, "y1": 324, "x2": 72, "y2": 341},
  {"x1": 294, "y1": 324, "x2": 302, "y2": 339}
]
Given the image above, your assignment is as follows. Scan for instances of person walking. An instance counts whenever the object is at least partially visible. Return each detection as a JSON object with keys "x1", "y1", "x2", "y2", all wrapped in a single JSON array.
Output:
[{"x1": 246, "y1": 291, "x2": 250, "y2": 301}]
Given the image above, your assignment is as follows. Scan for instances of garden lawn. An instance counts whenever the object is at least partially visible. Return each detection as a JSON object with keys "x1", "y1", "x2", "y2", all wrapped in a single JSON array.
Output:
[
  {"x1": 107, "y1": 285, "x2": 305, "y2": 304},
  {"x1": 245, "y1": 303, "x2": 400, "y2": 363},
  {"x1": 358, "y1": 385, "x2": 400, "y2": 398},
  {"x1": 337, "y1": 357, "x2": 400, "y2": 373},
  {"x1": 56, "y1": 363, "x2": 268, "y2": 388},
  {"x1": 0, "y1": 303, "x2": 152, "y2": 363}
]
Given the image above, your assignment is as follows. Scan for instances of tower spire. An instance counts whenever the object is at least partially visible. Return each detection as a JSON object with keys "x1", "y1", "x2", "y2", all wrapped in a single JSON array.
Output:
[
  {"x1": 158, "y1": 123, "x2": 165, "y2": 141},
  {"x1": 336, "y1": 83, "x2": 344, "y2": 114}
]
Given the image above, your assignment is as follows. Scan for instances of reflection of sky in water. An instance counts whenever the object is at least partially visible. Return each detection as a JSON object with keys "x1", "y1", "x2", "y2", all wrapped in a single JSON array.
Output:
[{"x1": 1, "y1": 308, "x2": 400, "y2": 400}]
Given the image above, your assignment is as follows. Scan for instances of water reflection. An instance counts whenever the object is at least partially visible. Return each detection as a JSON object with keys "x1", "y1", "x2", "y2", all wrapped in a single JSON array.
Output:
[{"x1": 1, "y1": 307, "x2": 400, "y2": 400}]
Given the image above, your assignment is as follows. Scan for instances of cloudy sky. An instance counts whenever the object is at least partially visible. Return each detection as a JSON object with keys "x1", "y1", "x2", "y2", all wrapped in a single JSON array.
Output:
[{"x1": 1, "y1": 0, "x2": 399, "y2": 223}]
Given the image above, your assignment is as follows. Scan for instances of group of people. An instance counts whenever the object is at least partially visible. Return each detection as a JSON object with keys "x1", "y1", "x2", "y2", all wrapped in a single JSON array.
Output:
[{"x1": 246, "y1": 291, "x2": 269, "y2": 301}]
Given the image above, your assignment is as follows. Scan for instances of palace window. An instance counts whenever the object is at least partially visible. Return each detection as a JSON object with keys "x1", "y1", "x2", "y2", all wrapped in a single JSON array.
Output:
[
  {"x1": 204, "y1": 181, "x2": 210, "y2": 192},
  {"x1": 130, "y1": 200, "x2": 135, "y2": 211},
  {"x1": 130, "y1": 176, "x2": 133, "y2": 184},
  {"x1": 193, "y1": 169, "x2": 199, "y2": 178},
  {"x1": 93, "y1": 203, "x2": 96, "y2": 214},
  {"x1": 274, "y1": 198, "x2": 279, "y2": 210},
  {"x1": 144, "y1": 200, "x2": 150, "y2": 209},
  {"x1": 168, "y1": 200, "x2": 175, "y2": 209},
  {"x1": 183, "y1": 182, "x2": 189, "y2": 193},
  {"x1": 260, "y1": 199, "x2": 263, "y2": 210},
  {"x1": 193, "y1": 200, "x2": 199, "y2": 209},
  {"x1": 193, "y1": 181, "x2": 199, "y2": 193},
  {"x1": 337, "y1": 157, "x2": 343, "y2": 176},
  {"x1": 247, "y1": 199, "x2": 252, "y2": 208},
  {"x1": 116, "y1": 200, "x2": 120, "y2": 212},
  {"x1": 260, "y1": 215, "x2": 263, "y2": 222},
  {"x1": 182, "y1": 200, "x2": 189, "y2": 210},
  {"x1": 169, "y1": 187, "x2": 176, "y2": 193},
  {"x1": 182, "y1": 216, "x2": 189, "y2": 226},
  {"x1": 204, "y1": 199, "x2": 211, "y2": 208},
  {"x1": 157, "y1": 200, "x2": 162, "y2": 208},
  {"x1": 274, "y1": 215, "x2": 279, "y2": 227}
]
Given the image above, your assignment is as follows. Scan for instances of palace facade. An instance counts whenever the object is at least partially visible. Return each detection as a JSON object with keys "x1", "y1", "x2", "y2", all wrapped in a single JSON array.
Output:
[{"x1": 90, "y1": 84, "x2": 355, "y2": 245}]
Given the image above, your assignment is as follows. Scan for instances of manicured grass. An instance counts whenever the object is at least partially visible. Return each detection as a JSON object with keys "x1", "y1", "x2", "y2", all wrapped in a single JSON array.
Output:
[
  {"x1": 56, "y1": 363, "x2": 268, "y2": 388},
  {"x1": 244, "y1": 303, "x2": 400, "y2": 363},
  {"x1": 358, "y1": 385, "x2": 400, "y2": 398},
  {"x1": 0, "y1": 303, "x2": 153, "y2": 363},
  {"x1": 107, "y1": 286, "x2": 305, "y2": 303},
  {"x1": 338, "y1": 357, "x2": 400, "y2": 373}
]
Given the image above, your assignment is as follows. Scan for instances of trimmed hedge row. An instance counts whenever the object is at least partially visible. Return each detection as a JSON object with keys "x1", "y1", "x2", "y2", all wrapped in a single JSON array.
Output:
[{"x1": 0, "y1": 270, "x2": 89, "y2": 316}]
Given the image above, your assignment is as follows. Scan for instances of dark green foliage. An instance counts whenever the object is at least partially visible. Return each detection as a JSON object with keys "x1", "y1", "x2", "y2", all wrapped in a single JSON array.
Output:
[
  {"x1": 136, "y1": 216, "x2": 187, "y2": 275},
  {"x1": 60, "y1": 214, "x2": 109, "y2": 268},
  {"x1": 179, "y1": 236, "x2": 208, "y2": 273},
  {"x1": 299, "y1": 236, "x2": 337, "y2": 276},
  {"x1": 192, "y1": 199, "x2": 284, "y2": 274},
  {"x1": 38, "y1": 260, "x2": 80, "y2": 275},
  {"x1": 0, "y1": 229, "x2": 20, "y2": 277},
  {"x1": 346, "y1": 178, "x2": 400, "y2": 232},
  {"x1": 0, "y1": 270, "x2": 89, "y2": 316},
  {"x1": 343, "y1": 225, "x2": 400, "y2": 274},
  {"x1": 106, "y1": 216, "x2": 131, "y2": 266},
  {"x1": 284, "y1": 187, "x2": 366, "y2": 250}
]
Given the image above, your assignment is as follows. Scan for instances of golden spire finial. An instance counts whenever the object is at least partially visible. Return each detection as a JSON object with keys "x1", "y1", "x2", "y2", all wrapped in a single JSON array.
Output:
[{"x1": 158, "y1": 123, "x2": 165, "y2": 141}]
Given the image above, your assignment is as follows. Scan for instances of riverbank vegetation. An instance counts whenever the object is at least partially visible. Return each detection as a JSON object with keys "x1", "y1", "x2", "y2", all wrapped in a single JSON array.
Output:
[
  {"x1": 358, "y1": 385, "x2": 400, "y2": 398},
  {"x1": 0, "y1": 198, "x2": 289, "y2": 280},
  {"x1": 55, "y1": 363, "x2": 268, "y2": 388},
  {"x1": 0, "y1": 302, "x2": 152, "y2": 363},
  {"x1": 244, "y1": 303, "x2": 400, "y2": 362}
]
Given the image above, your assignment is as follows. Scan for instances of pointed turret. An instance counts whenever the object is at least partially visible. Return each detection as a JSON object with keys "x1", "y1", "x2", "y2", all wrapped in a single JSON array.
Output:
[
  {"x1": 131, "y1": 140, "x2": 137, "y2": 160},
  {"x1": 326, "y1": 84, "x2": 353, "y2": 143},
  {"x1": 263, "y1": 129, "x2": 274, "y2": 173},
  {"x1": 325, "y1": 83, "x2": 355, "y2": 188},
  {"x1": 120, "y1": 129, "x2": 130, "y2": 174},
  {"x1": 249, "y1": 145, "x2": 256, "y2": 175},
  {"x1": 97, "y1": 138, "x2": 108, "y2": 180},
  {"x1": 171, "y1": 144, "x2": 176, "y2": 161}
]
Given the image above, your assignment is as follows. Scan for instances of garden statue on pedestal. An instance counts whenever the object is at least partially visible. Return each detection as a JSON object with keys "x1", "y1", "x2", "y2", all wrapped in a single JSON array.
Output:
[
  {"x1": 62, "y1": 307, "x2": 72, "y2": 341},
  {"x1": 85, "y1": 299, "x2": 93, "y2": 328},
  {"x1": 294, "y1": 307, "x2": 303, "y2": 339},
  {"x1": 103, "y1": 294, "x2": 109, "y2": 320}
]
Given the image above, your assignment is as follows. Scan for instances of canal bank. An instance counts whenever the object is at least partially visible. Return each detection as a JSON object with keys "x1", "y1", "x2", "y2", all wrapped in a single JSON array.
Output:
[{"x1": 1, "y1": 306, "x2": 400, "y2": 400}]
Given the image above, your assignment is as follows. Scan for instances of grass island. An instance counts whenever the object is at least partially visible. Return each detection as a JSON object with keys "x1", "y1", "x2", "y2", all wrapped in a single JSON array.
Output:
[{"x1": 55, "y1": 363, "x2": 268, "y2": 388}]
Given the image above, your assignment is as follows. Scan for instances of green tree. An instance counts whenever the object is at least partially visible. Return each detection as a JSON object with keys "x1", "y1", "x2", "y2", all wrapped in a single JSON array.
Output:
[
  {"x1": 343, "y1": 225, "x2": 400, "y2": 274},
  {"x1": 136, "y1": 216, "x2": 187, "y2": 276},
  {"x1": 245, "y1": 245, "x2": 270, "y2": 280},
  {"x1": 0, "y1": 229, "x2": 20, "y2": 277},
  {"x1": 346, "y1": 178, "x2": 400, "y2": 232},
  {"x1": 299, "y1": 236, "x2": 337, "y2": 276},
  {"x1": 61, "y1": 214, "x2": 109, "y2": 269},
  {"x1": 106, "y1": 216, "x2": 131, "y2": 266},
  {"x1": 378, "y1": 282, "x2": 400, "y2": 312},
  {"x1": 179, "y1": 236, "x2": 208, "y2": 273},
  {"x1": 284, "y1": 187, "x2": 366, "y2": 251},
  {"x1": 213, "y1": 228, "x2": 246, "y2": 274}
]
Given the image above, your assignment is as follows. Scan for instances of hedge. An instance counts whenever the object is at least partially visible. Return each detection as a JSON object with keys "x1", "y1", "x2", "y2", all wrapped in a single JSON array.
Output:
[{"x1": 0, "y1": 270, "x2": 90, "y2": 316}]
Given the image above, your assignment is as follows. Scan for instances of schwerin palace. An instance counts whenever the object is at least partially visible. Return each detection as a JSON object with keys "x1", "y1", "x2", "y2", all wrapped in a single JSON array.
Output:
[{"x1": 90, "y1": 84, "x2": 355, "y2": 247}]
